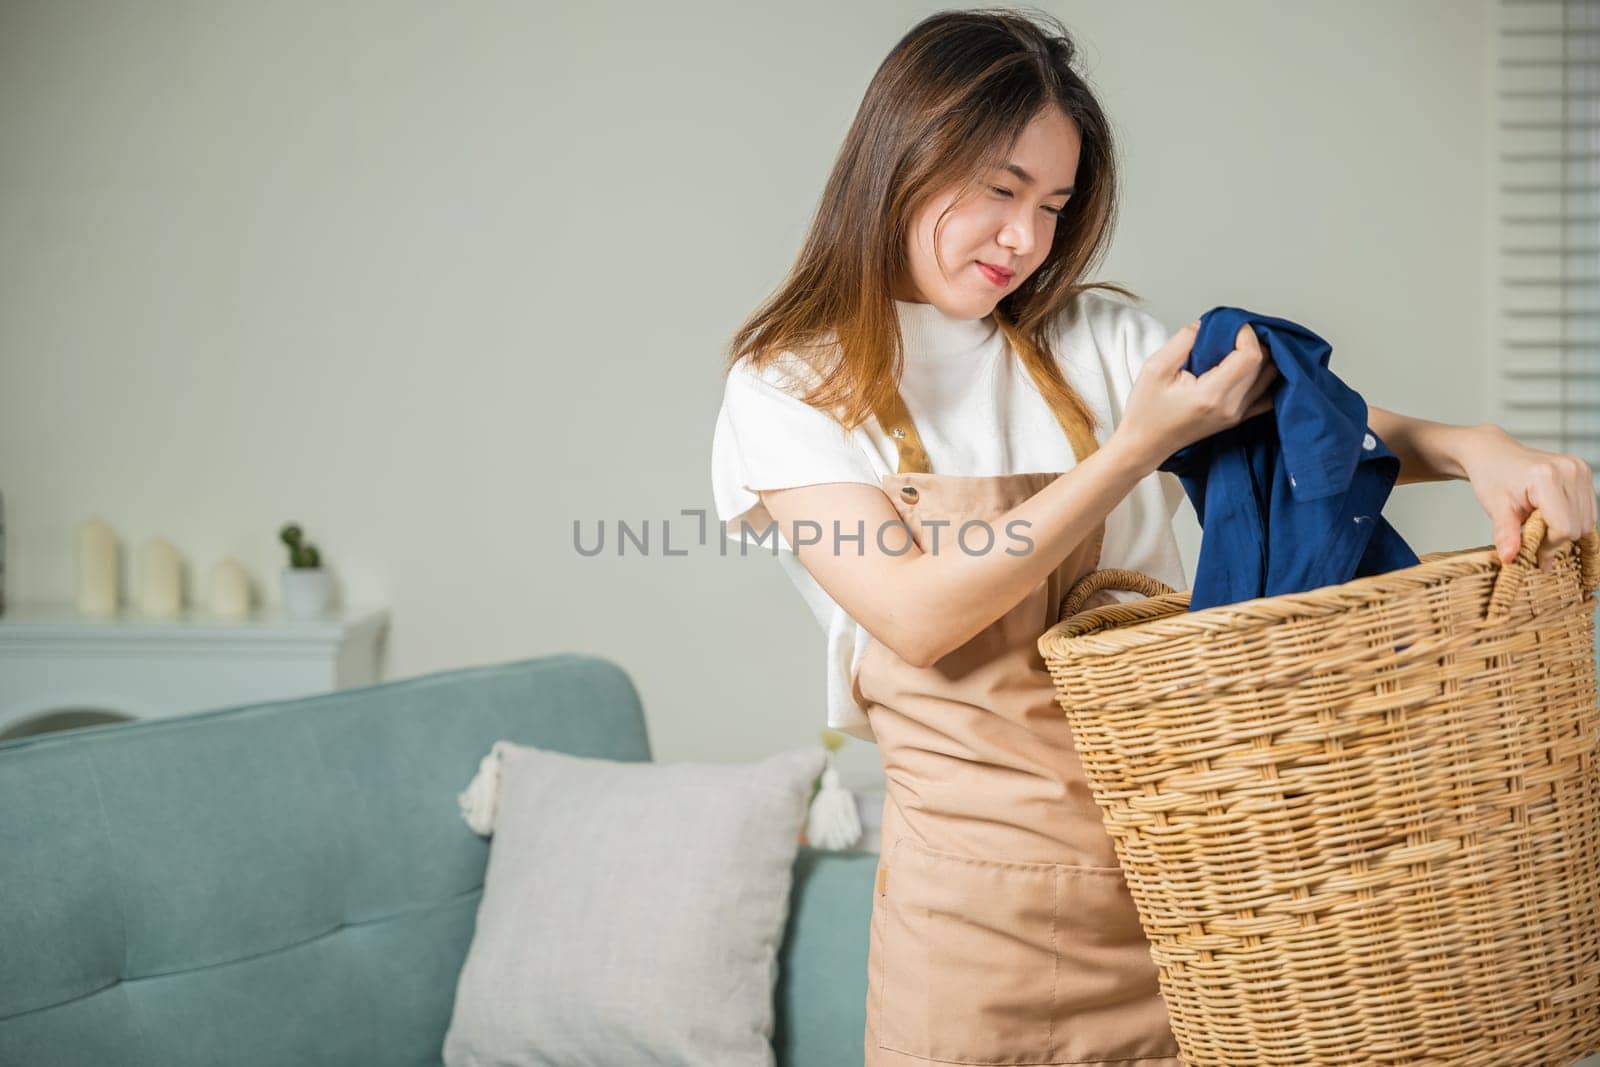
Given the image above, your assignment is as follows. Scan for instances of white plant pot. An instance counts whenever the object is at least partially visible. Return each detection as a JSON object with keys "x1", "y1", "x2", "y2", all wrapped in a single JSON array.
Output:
[{"x1": 281, "y1": 567, "x2": 333, "y2": 619}]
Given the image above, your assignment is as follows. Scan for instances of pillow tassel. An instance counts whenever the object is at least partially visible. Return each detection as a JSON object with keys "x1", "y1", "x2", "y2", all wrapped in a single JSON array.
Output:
[
  {"x1": 804, "y1": 752, "x2": 861, "y2": 850},
  {"x1": 458, "y1": 740, "x2": 513, "y2": 837}
]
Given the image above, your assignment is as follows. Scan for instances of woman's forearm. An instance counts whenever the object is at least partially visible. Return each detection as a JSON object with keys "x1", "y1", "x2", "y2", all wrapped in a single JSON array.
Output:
[
  {"x1": 1367, "y1": 404, "x2": 1491, "y2": 485},
  {"x1": 902, "y1": 434, "x2": 1153, "y2": 666}
]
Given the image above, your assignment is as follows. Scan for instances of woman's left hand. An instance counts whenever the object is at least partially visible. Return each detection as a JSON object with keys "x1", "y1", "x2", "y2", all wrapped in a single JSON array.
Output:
[{"x1": 1457, "y1": 425, "x2": 1597, "y2": 570}]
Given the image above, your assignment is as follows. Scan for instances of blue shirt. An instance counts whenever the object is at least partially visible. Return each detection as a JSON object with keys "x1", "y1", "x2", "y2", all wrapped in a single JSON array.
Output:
[{"x1": 1157, "y1": 307, "x2": 1419, "y2": 611}]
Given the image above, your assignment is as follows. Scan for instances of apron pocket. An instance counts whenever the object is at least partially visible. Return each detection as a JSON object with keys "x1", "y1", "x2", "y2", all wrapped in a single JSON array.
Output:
[
  {"x1": 876, "y1": 834, "x2": 1179, "y2": 1065},
  {"x1": 1052, "y1": 867, "x2": 1182, "y2": 1063},
  {"x1": 877, "y1": 834, "x2": 1058, "y2": 1063}
]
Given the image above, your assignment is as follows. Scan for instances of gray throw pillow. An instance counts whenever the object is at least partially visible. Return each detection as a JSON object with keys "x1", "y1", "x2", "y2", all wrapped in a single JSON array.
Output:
[{"x1": 442, "y1": 742, "x2": 826, "y2": 1067}]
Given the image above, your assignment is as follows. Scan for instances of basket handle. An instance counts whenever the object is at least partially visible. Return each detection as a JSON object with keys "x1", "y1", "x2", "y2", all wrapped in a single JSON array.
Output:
[
  {"x1": 1485, "y1": 508, "x2": 1600, "y2": 621},
  {"x1": 1058, "y1": 568, "x2": 1178, "y2": 622}
]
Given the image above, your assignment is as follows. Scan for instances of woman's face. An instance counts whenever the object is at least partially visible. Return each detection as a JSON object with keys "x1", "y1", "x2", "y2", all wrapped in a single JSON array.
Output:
[{"x1": 896, "y1": 106, "x2": 1081, "y2": 318}]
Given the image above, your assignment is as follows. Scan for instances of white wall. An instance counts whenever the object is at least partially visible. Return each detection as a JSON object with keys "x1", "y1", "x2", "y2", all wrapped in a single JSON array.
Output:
[{"x1": 1, "y1": 1, "x2": 1496, "y2": 789}]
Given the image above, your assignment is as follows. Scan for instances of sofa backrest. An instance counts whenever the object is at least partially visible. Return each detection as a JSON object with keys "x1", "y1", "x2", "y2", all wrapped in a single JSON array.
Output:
[{"x1": 0, "y1": 653, "x2": 661, "y2": 1065}]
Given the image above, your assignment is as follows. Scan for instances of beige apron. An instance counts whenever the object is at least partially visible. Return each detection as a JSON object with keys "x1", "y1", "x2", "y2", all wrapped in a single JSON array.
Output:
[{"x1": 856, "y1": 338, "x2": 1185, "y2": 1066}]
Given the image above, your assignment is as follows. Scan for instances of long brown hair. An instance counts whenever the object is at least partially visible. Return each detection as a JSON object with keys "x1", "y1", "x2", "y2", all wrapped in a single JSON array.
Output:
[{"x1": 724, "y1": 7, "x2": 1138, "y2": 448}]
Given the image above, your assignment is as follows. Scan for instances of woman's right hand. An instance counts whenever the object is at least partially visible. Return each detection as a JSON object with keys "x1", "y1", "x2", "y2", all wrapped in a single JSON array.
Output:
[{"x1": 1112, "y1": 319, "x2": 1280, "y2": 472}]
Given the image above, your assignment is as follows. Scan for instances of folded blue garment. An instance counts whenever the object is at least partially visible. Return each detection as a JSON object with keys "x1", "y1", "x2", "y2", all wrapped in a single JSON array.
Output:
[{"x1": 1157, "y1": 307, "x2": 1420, "y2": 612}]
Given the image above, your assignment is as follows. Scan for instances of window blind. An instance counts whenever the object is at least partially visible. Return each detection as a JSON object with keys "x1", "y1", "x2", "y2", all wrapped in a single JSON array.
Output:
[{"x1": 1493, "y1": 0, "x2": 1600, "y2": 490}]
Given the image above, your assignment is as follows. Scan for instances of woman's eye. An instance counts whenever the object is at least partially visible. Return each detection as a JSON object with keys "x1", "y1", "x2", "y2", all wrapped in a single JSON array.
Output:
[{"x1": 992, "y1": 186, "x2": 1065, "y2": 216}]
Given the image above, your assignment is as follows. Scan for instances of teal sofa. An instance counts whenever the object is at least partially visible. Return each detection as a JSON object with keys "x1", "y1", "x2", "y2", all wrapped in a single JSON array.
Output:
[{"x1": 0, "y1": 653, "x2": 877, "y2": 1066}]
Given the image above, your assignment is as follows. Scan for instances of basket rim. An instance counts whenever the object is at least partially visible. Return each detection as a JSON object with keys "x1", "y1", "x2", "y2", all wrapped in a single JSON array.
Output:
[{"x1": 1039, "y1": 540, "x2": 1587, "y2": 660}]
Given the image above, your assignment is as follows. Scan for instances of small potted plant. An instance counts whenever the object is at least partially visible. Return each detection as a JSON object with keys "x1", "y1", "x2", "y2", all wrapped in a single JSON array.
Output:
[{"x1": 279, "y1": 522, "x2": 332, "y2": 618}]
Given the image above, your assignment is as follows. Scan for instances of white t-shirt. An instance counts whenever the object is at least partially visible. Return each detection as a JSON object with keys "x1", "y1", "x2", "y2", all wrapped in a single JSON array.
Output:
[{"x1": 710, "y1": 290, "x2": 1190, "y2": 744}]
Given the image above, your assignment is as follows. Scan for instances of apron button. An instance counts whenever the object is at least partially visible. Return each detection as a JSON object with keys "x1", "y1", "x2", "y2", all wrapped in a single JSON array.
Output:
[{"x1": 900, "y1": 486, "x2": 919, "y2": 503}]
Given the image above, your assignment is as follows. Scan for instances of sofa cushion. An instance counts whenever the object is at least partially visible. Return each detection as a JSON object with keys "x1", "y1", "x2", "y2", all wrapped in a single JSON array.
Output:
[{"x1": 441, "y1": 741, "x2": 825, "y2": 1067}]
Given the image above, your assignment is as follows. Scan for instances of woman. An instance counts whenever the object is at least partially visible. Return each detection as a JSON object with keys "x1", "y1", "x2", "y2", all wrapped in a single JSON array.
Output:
[{"x1": 710, "y1": 10, "x2": 1596, "y2": 1065}]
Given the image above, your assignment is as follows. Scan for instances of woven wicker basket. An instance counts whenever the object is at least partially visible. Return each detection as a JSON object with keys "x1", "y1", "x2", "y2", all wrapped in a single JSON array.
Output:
[{"x1": 1037, "y1": 509, "x2": 1600, "y2": 1067}]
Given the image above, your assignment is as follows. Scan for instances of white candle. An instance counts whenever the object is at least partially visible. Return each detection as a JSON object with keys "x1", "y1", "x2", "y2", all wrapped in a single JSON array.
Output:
[
  {"x1": 207, "y1": 557, "x2": 251, "y2": 619},
  {"x1": 76, "y1": 516, "x2": 119, "y2": 616},
  {"x1": 137, "y1": 537, "x2": 182, "y2": 618}
]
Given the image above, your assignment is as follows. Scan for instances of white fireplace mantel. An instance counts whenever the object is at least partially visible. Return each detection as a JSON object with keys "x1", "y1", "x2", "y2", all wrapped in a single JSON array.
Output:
[{"x1": 0, "y1": 601, "x2": 389, "y2": 737}]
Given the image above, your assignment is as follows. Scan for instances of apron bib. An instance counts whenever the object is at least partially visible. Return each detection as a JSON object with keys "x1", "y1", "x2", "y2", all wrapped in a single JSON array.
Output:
[{"x1": 857, "y1": 323, "x2": 1184, "y2": 1066}]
